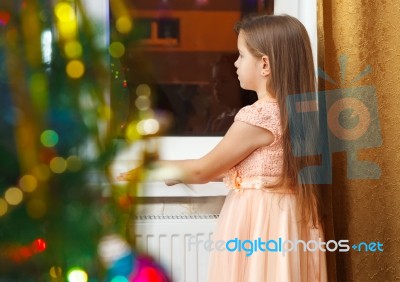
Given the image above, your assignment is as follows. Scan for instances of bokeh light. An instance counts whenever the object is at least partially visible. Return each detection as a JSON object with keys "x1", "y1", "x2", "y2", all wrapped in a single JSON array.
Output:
[
  {"x1": 58, "y1": 19, "x2": 78, "y2": 39},
  {"x1": 66, "y1": 156, "x2": 82, "y2": 172},
  {"x1": 49, "y1": 266, "x2": 63, "y2": 279},
  {"x1": 55, "y1": 3, "x2": 77, "y2": 39},
  {"x1": 0, "y1": 11, "x2": 11, "y2": 26},
  {"x1": 32, "y1": 238, "x2": 47, "y2": 253},
  {"x1": 50, "y1": 157, "x2": 67, "y2": 174},
  {"x1": 55, "y1": 3, "x2": 75, "y2": 22},
  {"x1": 64, "y1": 41, "x2": 82, "y2": 58},
  {"x1": 111, "y1": 276, "x2": 128, "y2": 282},
  {"x1": 136, "y1": 84, "x2": 151, "y2": 97},
  {"x1": 0, "y1": 198, "x2": 8, "y2": 217},
  {"x1": 5, "y1": 187, "x2": 23, "y2": 206},
  {"x1": 67, "y1": 268, "x2": 88, "y2": 282},
  {"x1": 116, "y1": 16, "x2": 132, "y2": 33},
  {"x1": 27, "y1": 198, "x2": 47, "y2": 219},
  {"x1": 125, "y1": 122, "x2": 140, "y2": 141},
  {"x1": 135, "y1": 266, "x2": 165, "y2": 282},
  {"x1": 109, "y1": 42, "x2": 125, "y2": 58},
  {"x1": 136, "y1": 119, "x2": 160, "y2": 135},
  {"x1": 19, "y1": 175, "x2": 38, "y2": 192},
  {"x1": 40, "y1": 129, "x2": 59, "y2": 147},
  {"x1": 118, "y1": 196, "x2": 132, "y2": 210},
  {"x1": 66, "y1": 60, "x2": 85, "y2": 79},
  {"x1": 41, "y1": 30, "x2": 53, "y2": 64},
  {"x1": 135, "y1": 96, "x2": 151, "y2": 111}
]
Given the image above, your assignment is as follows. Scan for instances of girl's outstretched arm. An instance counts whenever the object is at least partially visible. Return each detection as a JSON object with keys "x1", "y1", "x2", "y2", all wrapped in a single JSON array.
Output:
[{"x1": 120, "y1": 120, "x2": 275, "y2": 185}]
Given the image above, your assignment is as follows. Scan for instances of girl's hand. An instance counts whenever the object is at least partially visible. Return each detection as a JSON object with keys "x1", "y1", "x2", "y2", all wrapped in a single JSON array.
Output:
[
  {"x1": 117, "y1": 167, "x2": 182, "y2": 187},
  {"x1": 117, "y1": 162, "x2": 185, "y2": 186}
]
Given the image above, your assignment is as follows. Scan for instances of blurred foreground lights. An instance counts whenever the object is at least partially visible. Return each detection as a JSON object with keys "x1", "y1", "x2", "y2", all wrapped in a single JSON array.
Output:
[
  {"x1": 50, "y1": 157, "x2": 67, "y2": 173},
  {"x1": 125, "y1": 122, "x2": 140, "y2": 141},
  {"x1": 137, "y1": 119, "x2": 159, "y2": 135},
  {"x1": 32, "y1": 238, "x2": 47, "y2": 253},
  {"x1": 135, "y1": 266, "x2": 165, "y2": 282},
  {"x1": 111, "y1": 276, "x2": 128, "y2": 282},
  {"x1": 65, "y1": 40, "x2": 83, "y2": 58},
  {"x1": 58, "y1": 20, "x2": 78, "y2": 39},
  {"x1": 136, "y1": 84, "x2": 151, "y2": 97},
  {"x1": 67, "y1": 268, "x2": 88, "y2": 282},
  {"x1": 49, "y1": 266, "x2": 63, "y2": 279},
  {"x1": 0, "y1": 198, "x2": 8, "y2": 217},
  {"x1": 27, "y1": 199, "x2": 47, "y2": 219},
  {"x1": 5, "y1": 187, "x2": 23, "y2": 206},
  {"x1": 66, "y1": 60, "x2": 85, "y2": 79},
  {"x1": 41, "y1": 129, "x2": 59, "y2": 147},
  {"x1": 109, "y1": 42, "x2": 125, "y2": 58},
  {"x1": 41, "y1": 30, "x2": 53, "y2": 64},
  {"x1": 19, "y1": 175, "x2": 38, "y2": 192},
  {"x1": 55, "y1": 3, "x2": 75, "y2": 22},
  {"x1": 98, "y1": 234, "x2": 131, "y2": 268},
  {"x1": 116, "y1": 16, "x2": 132, "y2": 34},
  {"x1": 55, "y1": 3, "x2": 77, "y2": 39},
  {"x1": 135, "y1": 96, "x2": 151, "y2": 111},
  {"x1": 0, "y1": 11, "x2": 11, "y2": 26},
  {"x1": 118, "y1": 196, "x2": 132, "y2": 210},
  {"x1": 67, "y1": 156, "x2": 82, "y2": 172}
]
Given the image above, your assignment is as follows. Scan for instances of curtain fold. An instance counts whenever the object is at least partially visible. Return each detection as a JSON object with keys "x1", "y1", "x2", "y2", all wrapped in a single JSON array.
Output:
[{"x1": 318, "y1": 0, "x2": 400, "y2": 280}]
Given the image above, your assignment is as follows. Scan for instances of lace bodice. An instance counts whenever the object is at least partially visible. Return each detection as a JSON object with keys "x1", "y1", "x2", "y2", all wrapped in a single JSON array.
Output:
[{"x1": 225, "y1": 99, "x2": 283, "y2": 182}]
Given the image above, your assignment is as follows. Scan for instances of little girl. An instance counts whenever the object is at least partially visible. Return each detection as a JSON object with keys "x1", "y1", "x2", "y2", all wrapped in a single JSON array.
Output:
[{"x1": 120, "y1": 14, "x2": 327, "y2": 282}]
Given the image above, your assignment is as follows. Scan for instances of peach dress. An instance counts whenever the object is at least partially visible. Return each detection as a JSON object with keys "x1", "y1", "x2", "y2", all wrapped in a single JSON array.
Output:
[{"x1": 207, "y1": 99, "x2": 327, "y2": 282}]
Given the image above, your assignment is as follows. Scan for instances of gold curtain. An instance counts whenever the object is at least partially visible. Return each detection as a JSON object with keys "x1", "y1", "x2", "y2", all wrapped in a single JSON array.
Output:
[{"x1": 318, "y1": 0, "x2": 400, "y2": 280}]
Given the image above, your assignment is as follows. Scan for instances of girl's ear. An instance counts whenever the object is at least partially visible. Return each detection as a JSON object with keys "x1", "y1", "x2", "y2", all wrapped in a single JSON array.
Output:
[{"x1": 261, "y1": 55, "x2": 270, "y2": 77}]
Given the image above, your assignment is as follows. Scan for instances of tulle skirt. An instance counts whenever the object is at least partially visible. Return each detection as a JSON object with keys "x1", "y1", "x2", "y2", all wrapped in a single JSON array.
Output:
[{"x1": 207, "y1": 188, "x2": 328, "y2": 282}]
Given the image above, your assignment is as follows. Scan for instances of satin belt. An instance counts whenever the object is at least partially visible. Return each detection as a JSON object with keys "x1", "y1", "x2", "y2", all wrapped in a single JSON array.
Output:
[{"x1": 223, "y1": 173, "x2": 295, "y2": 194}]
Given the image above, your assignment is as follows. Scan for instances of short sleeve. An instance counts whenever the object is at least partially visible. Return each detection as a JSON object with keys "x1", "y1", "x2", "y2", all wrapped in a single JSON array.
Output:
[{"x1": 234, "y1": 102, "x2": 281, "y2": 143}]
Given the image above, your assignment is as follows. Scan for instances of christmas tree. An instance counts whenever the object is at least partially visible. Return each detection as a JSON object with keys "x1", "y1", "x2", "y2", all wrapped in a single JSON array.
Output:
[{"x1": 0, "y1": 0, "x2": 169, "y2": 281}]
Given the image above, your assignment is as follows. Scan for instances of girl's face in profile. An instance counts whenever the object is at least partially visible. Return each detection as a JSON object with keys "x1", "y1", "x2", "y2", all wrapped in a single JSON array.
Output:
[{"x1": 234, "y1": 32, "x2": 261, "y2": 92}]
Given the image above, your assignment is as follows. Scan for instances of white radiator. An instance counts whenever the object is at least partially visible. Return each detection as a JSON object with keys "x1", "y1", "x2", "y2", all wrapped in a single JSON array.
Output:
[{"x1": 132, "y1": 214, "x2": 219, "y2": 282}]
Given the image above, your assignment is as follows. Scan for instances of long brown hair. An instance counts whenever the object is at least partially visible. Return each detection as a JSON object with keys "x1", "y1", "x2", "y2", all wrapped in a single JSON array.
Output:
[{"x1": 235, "y1": 14, "x2": 321, "y2": 226}]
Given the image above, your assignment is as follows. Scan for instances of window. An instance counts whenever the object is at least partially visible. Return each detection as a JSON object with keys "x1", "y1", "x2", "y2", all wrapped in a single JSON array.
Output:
[{"x1": 110, "y1": 0, "x2": 274, "y2": 137}]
